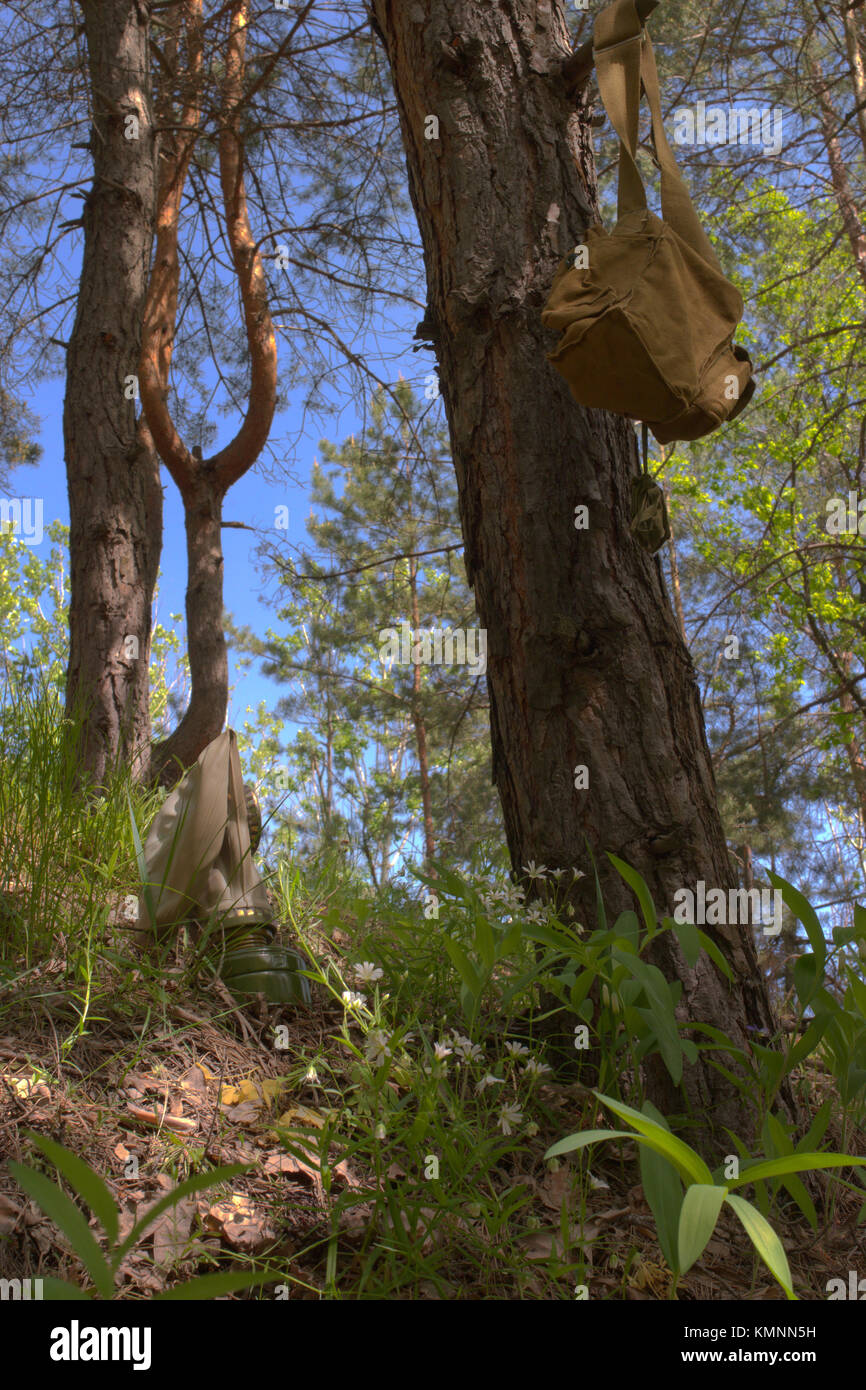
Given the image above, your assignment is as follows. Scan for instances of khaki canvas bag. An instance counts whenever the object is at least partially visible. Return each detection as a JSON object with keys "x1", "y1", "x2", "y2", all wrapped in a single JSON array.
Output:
[
  {"x1": 136, "y1": 728, "x2": 310, "y2": 1005},
  {"x1": 542, "y1": 0, "x2": 755, "y2": 444}
]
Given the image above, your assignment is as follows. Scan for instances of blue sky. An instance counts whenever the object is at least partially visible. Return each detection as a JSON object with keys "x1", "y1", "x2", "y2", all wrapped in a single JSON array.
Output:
[{"x1": 13, "y1": 319, "x2": 435, "y2": 737}]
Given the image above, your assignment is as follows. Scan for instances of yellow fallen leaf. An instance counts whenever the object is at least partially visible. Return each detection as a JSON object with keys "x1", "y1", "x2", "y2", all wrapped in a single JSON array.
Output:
[
  {"x1": 277, "y1": 1104, "x2": 325, "y2": 1129},
  {"x1": 220, "y1": 1078, "x2": 262, "y2": 1106}
]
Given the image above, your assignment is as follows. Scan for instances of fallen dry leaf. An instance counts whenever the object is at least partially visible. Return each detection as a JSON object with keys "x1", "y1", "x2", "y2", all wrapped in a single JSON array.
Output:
[
  {"x1": 3, "y1": 1072, "x2": 50, "y2": 1100},
  {"x1": 518, "y1": 1221, "x2": 600, "y2": 1261},
  {"x1": 222, "y1": 1101, "x2": 262, "y2": 1125},
  {"x1": 180, "y1": 1065, "x2": 209, "y2": 1093},
  {"x1": 277, "y1": 1104, "x2": 325, "y2": 1129},
  {"x1": 0, "y1": 1193, "x2": 23, "y2": 1234},
  {"x1": 539, "y1": 1166, "x2": 581, "y2": 1214},
  {"x1": 150, "y1": 1198, "x2": 196, "y2": 1269},
  {"x1": 204, "y1": 1193, "x2": 274, "y2": 1253}
]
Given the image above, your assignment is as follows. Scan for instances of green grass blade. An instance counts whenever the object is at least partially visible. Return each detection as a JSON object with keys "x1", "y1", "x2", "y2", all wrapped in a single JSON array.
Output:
[
  {"x1": 9, "y1": 1163, "x2": 115, "y2": 1299},
  {"x1": 126, "y1": 789, "x2": 156, "y2": 930},
  {"x1": 26, "y1": 1133, "x2": 118, "y2": 1246}
]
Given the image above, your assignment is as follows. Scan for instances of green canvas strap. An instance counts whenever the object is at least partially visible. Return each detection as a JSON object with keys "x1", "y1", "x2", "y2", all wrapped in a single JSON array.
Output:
[{"x1": 593, "y1": 0, "x2": 723, "y2": 273}]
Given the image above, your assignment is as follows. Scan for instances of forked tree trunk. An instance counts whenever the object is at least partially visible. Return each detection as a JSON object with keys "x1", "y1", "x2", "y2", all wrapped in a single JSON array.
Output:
[
  {"x1": 64, "y1": 0, "x2": 161, "y2": 787},
  {"x1": 140, "y1": 1, "x2": 277, "y2": 786},
  {"x1": 372, "y1": 0, "x2": 790, "y2": 1141}
]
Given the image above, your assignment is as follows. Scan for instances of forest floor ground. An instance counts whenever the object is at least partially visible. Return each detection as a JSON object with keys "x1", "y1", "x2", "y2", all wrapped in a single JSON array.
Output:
[{"x1": 1, "y1": 916, "x2": 863, "y2": 1302}]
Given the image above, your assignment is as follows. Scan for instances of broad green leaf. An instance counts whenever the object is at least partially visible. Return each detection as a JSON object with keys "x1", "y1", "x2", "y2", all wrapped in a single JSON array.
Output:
[
  {"x1": 768, "y1": 872, "x2": 826, "y2": 978},
  {"x1": 800, "y1": 1097, "x2": 833, "y2": 1151},
  {"x1": 441, "y1": 936, "x2": 480, "y2": 999},
  {"x1": 749, "y1": 1041, "x2": 786, "y2": 1089},
  {"x1": 725, "y1": 1192, "x2": 796, "y2": 1299},
  {"x1": 764, "y1": 1111, "x2": 794, "y2": 1155},
  {"x1": 608, "y1": 854, "x2": 657, "y2": 936},
  {"x1": 638, "y1": 1101, "x2": 684, "y2": 1274},
  {"x1": 568, "y1": 970, "x2": 596, "y2": 1013},
  {"x1": 695, "y1": 930, "x2": 735, "y2": 982},
  {"x1": 471, "y1": 909, "x2": 496, "y2": 971},
  {"x1": 634, "y1": 1004, "x2": 683, "y2": 1086},
  {"x1": 725, "y1": 1152, "x2": 866, "y2": 1188},
  {"x1": 778, "y1": 1171, "x2": 818, "y2": 1231},
  {"x1": 844, "y1": 967, "x2": 866, "y2": 1019},
  {"x1": 785, "y1": 1016, "x2": 829, "y2": 1070},
  {"x1": 9, "y1": 1163, "x2": 115, "y2": 1299},
  {"x1": 671, "y1": 918, "x2": 701, "y2": 967},
  {"x1": 844, "y1": 1065, "x2": 866, "y2": 1101},
  {"x1": 544, "y1": 1128, "x2": 632, "y2": 1160},
  {"x1": 612, "y1": 910, "x2": 641, "y2": 950},
  {"x1": 26, "y1": 1133, "x2": 118, "y2": 1246},
  {"x1": 793, "y1": 953, "x2": 821, "y2": 1008},
  {"x1": 521, "y1": 920, "x2": 584, "y2": 956},
  {"x1": 614, "y1": 950, "x2": 683, "y2": 1084},
  {"x1": 678, "y1": 1184, "x2": 726, "y2": 1274},
  {"x1": 41, "y1": 1277, "x2": 93, "y2": 1300},
  {"x1": 594, "y1": 1093, "x2": 714, "y2": 1185}
]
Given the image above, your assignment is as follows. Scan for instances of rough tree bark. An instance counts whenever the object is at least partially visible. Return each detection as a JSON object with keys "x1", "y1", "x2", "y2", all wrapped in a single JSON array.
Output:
[
  {"x1": 64, "y1": 0, "x2": 161, "y2": 787},
  {"x1": 371, "y1": 0, "x2": 789, "y2": 1141},
  {"x1": 140, "y1": 0, "x2": 277, "y2": 786}
]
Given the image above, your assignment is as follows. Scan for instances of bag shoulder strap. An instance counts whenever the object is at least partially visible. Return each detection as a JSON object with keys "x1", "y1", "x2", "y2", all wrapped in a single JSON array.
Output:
[{"x1": 593, "y1": 0, "x2": 722, "y2": 273}]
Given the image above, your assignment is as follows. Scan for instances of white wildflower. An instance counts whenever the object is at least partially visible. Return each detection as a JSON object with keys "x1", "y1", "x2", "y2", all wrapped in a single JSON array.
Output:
[
  {"x1": 523, "y1": 1058, "x2": 552, "y2": 1080},
  {"x1": 475, "y1": 1073, "x2": 504, "y2": 1094},
  {"x1": 498, "y1": 1102, "x2": 524, "y2": 1136},
  {"x1": 522, "y1": 860, "x2": 548, "y2": 880},
  {"x1": 353, "y1": 961, "x2": 383, "y2": 984},
  {"x1": 365, "y1": 1028, "x2": 392, "y2": 1066},
  {"x1": 450, "y1": 1033, "x2": 483, "y2": 1063},
  {"x1": 504, "y1": 1041, "x2": 530, "y2": 1058}
]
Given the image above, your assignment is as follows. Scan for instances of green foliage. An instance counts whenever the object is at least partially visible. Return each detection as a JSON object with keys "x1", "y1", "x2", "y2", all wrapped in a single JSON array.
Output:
[
  {"x1": 545, "y1": 1092, "x2": 866, "y2": 1299},
  {"x1": 9, "y1": 1133, "x2": 276, "y2": 1300}
]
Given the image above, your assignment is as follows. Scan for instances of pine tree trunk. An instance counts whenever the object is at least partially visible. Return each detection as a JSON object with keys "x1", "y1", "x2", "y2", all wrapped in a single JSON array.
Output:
[
  {"x1": 150, "y1": 474, "x2": 228, "y2": 785},
  {"x1": 372, "y1": 0, "x2": 790, "y2": 1141},
  {"x1": 64, "y1": 0, "x2": 160, "y2": 788}
]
